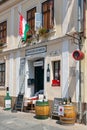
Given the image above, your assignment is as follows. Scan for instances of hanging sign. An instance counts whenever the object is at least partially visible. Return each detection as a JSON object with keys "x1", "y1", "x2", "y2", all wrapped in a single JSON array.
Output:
[
  {"x1": 72, "y1": 50, "x2": 84, "y2": 60},
  {"x1": 34, "y1": 61, "x2": 43, "y2": 67},
  {"x1": 35, "y1": 13, "x2": 42, "y2": 31}
]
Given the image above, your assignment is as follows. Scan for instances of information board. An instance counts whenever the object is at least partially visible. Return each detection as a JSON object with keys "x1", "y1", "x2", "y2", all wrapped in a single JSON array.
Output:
[{"x1": 51, "y1": 98, "x2": 63, "y2": 117}]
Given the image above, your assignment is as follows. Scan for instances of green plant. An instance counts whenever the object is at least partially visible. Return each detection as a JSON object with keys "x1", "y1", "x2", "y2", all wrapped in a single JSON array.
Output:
[
  {"x1": 27, "y1": 34, "x2": 32, "y2": 39},
  {"x1": 26, "y1": 34, "x2": 33, "y2": 45},
  {"x1": 38, "y1": 27, "x2": 47, "y2": 36}
]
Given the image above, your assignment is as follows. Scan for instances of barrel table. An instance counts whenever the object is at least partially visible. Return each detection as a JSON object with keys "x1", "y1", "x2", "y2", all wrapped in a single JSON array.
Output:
[
  {"x1": 60, "y1": 104, "x2": 76, "y2": 124},
  {"x1": 35, "y1": 100, "x2": 50, "y2": 119}
]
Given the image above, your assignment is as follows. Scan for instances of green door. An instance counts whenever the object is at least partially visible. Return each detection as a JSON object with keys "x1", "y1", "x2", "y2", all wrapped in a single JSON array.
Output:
[{"x1": 35, "y1": 66, "x2": 44, "y2": 93}]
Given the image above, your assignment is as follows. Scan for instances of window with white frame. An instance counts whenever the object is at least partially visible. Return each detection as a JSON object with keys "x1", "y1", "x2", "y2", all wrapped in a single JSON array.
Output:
[{"x1": 53, "y1": 60, "x2": 60, "y2": 80}]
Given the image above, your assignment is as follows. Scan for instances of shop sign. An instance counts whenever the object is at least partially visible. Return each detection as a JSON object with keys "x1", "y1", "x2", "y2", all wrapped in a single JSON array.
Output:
[
  {"x1": 34, "y1": 61, "x2": 43, "y2": 67},
  {"x1": 25, "y1": 46, "x2": 47, "y2": 56}
]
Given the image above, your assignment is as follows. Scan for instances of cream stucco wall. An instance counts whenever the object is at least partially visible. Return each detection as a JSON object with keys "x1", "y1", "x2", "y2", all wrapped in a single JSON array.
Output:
[
  {"x1": 45, "y1": 42, "x2": 62, "y2": 100},
  {"x1": 81, "y1": 5, "x2": 87, "y2": 103},
  {"x1": 43, "y1": 37, "x2": 77, "y2": 101}
]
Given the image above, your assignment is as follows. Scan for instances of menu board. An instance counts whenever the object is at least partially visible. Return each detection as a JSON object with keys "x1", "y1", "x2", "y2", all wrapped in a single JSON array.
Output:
[
  {"x1": 51, "y1": 98, "x2": 63, "y2": 117},
  {"x1": 15, "y1": 94, "x2": 24, "y2": 111}
]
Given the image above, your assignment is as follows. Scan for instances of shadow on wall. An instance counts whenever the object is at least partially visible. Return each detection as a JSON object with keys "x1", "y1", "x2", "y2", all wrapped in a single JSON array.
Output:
[{"x1": 62, "y1": 62, "x2": 79, "y2": 102}]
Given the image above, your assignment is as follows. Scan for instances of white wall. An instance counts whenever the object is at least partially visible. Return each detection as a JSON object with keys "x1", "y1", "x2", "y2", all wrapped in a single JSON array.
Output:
[{"x1": 61, "y1": 40, "x2": 69, "y2": 98}]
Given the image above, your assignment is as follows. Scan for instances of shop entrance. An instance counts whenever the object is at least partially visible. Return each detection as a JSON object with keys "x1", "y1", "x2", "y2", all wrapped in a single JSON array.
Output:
[{"x1": 35, "y1": 66, "x2": 44, "y2": 93}]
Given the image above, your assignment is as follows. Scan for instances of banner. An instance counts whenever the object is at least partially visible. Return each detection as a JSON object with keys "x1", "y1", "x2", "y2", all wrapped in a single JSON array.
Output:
[{"x1": 35, "y1": 13, "x2": 42, "y2": 31}]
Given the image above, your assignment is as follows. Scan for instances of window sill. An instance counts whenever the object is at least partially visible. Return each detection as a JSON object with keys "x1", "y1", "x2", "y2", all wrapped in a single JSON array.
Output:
[
  {"x1": 0, "y1": 43, "x2": 7, "y2": 48},
  {"x1": 52, "y1": 84, "x2": 60, "y2": 87},
  {"x1": 0, "y1": 87, "x2": 5, "y2": 90}
]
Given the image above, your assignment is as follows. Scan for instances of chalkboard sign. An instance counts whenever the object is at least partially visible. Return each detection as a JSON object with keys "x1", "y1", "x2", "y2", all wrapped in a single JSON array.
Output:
[
  {"x1": 15, "y1": 94, "x2": 24, "y2": 111},
  {"x1": 51, "y1": 98, "x2": 63, "y2": 118}
]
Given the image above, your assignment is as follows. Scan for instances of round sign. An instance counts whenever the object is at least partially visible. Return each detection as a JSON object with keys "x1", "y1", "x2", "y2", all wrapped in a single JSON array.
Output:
[{"x1": 72, "y1": 50, "x2": 84, "y2": 60}]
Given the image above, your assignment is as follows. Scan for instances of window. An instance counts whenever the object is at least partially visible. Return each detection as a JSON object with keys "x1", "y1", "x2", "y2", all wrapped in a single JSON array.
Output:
[
  {"x1": 0, "y1": 63, "x2": 5, "y2": 86},
  {"x1": 27, "y1": 7, "x2": 36, "y2": 35},
  {"x1": 52, "y1": 61, "x2": 60, "y2": 86},
  {"x1": 0, "y1": 21, "x2": 7, "y2": 45},
  {"x1": 42, "y1": 0, "x2": 54, "y2": 30},
  {"x1": 53, "y1": 61, "x2": 60, "y2": 80}
]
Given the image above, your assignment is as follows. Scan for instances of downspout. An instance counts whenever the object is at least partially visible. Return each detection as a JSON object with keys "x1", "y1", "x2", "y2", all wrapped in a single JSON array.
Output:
[{"x1": 77, "y1": 0, "x2": 83, "y2": 122}]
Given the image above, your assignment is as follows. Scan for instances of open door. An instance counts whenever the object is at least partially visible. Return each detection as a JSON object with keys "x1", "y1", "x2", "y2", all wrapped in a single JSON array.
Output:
[{"x1": 35, "y1": 66, "x2": 44, "y2": 93}]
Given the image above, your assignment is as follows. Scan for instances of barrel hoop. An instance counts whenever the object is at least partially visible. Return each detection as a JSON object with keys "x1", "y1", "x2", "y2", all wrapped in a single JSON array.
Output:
[
  {"x1": 36, "y1": 104, "x2": 48, "y2": 106},
  {"x1": 36, "y1": 115, "x2": 48, "y2": 119},
  {"x1": 36, "y1": 101, "x2": 49, "y2": 106},
  {"x1": 64, "y1": 108, "x2": 74, "y2": 109},
  {"x1": 60, "y1": 117, "x2": 75, "y2": 120}
]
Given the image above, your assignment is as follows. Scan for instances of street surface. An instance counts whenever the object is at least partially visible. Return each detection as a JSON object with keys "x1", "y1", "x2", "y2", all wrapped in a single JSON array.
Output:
[{"x1": 0, "y1": 107, "x2": 87, "y2": 130}]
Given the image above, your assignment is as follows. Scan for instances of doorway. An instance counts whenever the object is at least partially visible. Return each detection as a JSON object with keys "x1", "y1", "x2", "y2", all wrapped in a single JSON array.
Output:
[{"x1": 35, "y1": 66, "x2": 44, "y2": 93}]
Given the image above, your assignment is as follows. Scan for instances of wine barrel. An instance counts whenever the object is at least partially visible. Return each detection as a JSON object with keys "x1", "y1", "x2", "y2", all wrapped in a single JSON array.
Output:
[
  {"x1": 35, "y1": 101, "x2": 50, "y2": 119},
  {"x1": 60, "y1": 104, "x2": 76, "y2": 124}
]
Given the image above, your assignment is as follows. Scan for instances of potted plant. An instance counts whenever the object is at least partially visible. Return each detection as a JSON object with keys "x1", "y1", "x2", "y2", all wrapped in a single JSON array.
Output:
[
  {"x1": 27, "y1": 34, "x2": 32, "y2": 39},
  {"x1": 26, "y1": 34, "x2": 33, "y2": 45},
  {"x1": 38, "y1": 27, "x2": 47, "y2": 37}
]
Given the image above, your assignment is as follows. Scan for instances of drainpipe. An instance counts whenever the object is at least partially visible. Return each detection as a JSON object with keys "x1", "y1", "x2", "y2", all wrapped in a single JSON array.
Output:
[{"x1": 77, "y1": 0, "x2": 83, "y2": 123}]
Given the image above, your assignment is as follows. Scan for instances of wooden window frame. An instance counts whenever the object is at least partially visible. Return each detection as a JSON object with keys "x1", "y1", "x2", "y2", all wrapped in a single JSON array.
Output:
[
  {"x1": 0, "y1": 21, "x2": 7, "y2": 45},
  {"x1": 27, "y1": 7, "x2": 36, "y2": 35},
  {"x1": 42, "y1": 0, "x2": 54, "y2": 30},
  {"x1": 53, "y1": 61, "x2": 60, "y2": 80},
  {"x1": 0, "y1": 63, "x2": 5, "y2": 86},
  {"x1": 51, "y1": 60, "x2": 60, "y2": 86}
]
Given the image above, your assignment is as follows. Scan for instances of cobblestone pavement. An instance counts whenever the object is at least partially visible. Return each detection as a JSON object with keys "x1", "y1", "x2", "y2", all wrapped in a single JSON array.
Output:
[{"x1": 0, "y1": 107, "x2": 87, "y2": 130}]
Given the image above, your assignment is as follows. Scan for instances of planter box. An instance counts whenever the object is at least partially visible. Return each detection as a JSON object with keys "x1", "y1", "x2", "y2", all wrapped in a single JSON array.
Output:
[{"x1": 52, "y1": 80, "x2": 60, "y2": 86}]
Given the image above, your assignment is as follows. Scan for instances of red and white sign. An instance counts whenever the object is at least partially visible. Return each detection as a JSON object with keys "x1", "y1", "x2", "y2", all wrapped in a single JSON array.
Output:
[
  {"x1": 72, "y1": 50, "x2": 84, "y2": 60},
  {"x1": 58, "y1": 106, "x2": 64, "y2": 116}
]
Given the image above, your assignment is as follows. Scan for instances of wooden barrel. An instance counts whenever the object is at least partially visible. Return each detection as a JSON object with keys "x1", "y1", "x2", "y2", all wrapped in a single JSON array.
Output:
[
  {"x1": 35, "y1": 101, "x2": 50, "y2": 119},
  {"x1": 60, "y1": 104, "x2": 76, "y2": 124}
]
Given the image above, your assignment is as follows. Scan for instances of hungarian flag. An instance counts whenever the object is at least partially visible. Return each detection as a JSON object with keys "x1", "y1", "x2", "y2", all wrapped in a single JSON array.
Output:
[{"x1": 19, "y1": 14, "x2": 30, "y2": 41}]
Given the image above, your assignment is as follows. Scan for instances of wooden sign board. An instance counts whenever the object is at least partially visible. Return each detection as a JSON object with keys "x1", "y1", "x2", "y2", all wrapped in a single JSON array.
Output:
[{"x1": 51, "y1": 98, "x2": 63, "y2": 118}]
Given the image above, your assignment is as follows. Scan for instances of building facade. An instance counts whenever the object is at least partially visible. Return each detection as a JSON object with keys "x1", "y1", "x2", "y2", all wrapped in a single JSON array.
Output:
[{"x1": 0, "y1": 0, "x2": 86, "y2": 121}]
